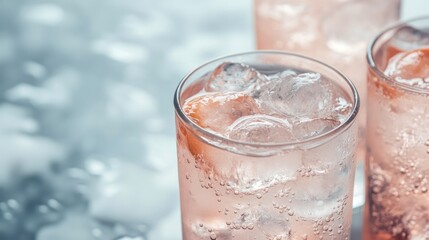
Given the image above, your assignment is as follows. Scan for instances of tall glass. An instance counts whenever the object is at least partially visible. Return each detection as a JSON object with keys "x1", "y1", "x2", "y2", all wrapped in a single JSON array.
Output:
[
  {"x1": 365, "y1": 17, "x2": 429, "y2": 239},
  {"x1": 254, "y1": 0, "x2": 401, "y2": 208},
  {"x1": 174, "y1": 52, "x2": 359, "y2": 239}
]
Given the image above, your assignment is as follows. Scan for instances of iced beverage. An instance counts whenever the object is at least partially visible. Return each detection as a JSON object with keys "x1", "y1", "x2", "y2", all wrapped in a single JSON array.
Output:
[
  {"x1": 254, "y1": 0, "x2": 401, "y2": 207},
  {"x1": 174, "y1": 52, "x2": 359, "y2": 239},
  {"x1": 365, "y1": 17, "x2": 429, "y2": 239}
]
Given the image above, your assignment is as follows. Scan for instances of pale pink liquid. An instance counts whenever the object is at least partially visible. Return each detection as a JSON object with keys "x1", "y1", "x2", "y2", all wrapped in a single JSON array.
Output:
[
  {"x1": 175, "y1": 63, "x2": 358, "y2": 239},
  {"x1": 364, "y1": 20, "x2": 429, "y2": 239},
  {"x1": 365, "y1": 60, "x2": 429, "y2": 240},
  {"x1": 177, "y1": 123, "x2": 357, "y2": 239}
]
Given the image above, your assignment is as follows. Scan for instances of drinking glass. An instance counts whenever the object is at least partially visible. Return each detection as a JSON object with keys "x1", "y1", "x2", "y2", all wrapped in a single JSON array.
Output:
[
  {"x1": 365, "y1": 16, "x2": 429, "y2": 239},
  {"x1": 174, "y1": 51, "x2": 360, "y2": 239}
]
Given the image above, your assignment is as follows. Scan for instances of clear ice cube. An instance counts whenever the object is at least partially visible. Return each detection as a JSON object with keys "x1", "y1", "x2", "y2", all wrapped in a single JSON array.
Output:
[
  {"x1": 389, "y1": 25, "x2": 429, "y2": 52},
  {"x1": 225, "y1": 114, "x2": 294, "y2": 143},
  {"x1": 266, "y1": 69, "x2": 297, "y2": 81},
  {"x1": 259, "y1": 72, "x2": 334, "y2": 118},
  {"x1": 183, "y1": 92, "x2": 260, "y2": 133},
  {"x1": 223, "y1": 150, "x2": 302, "y2": 194},
  {"x1": 292, "y1": 118, "x2": 340, "y2": 140},
  {"x1": 384, "y1": 48, "x2": 429, "y2": 88},
  {"x1": 288, "y1": 174, "x2": 345, "y2": 220},
  {"x1": 237, "y1": 206, "x2": 289, "y2": 238},
  {"x1": 205, "y1": 62, "x2": 265, "y2": 93}
]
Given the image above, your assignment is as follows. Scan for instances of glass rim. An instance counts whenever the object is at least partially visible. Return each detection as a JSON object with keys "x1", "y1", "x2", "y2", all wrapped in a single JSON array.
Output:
[
  {"x1": 174, "y1": 50, "x2": 360, "y2": 149},
  {"x1": 367, "y1": 15, "x2": 429, "y2": 95}
]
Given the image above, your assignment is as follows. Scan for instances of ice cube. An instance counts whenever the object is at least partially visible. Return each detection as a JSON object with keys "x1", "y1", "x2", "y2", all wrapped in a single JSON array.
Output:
[
  {"x1": 384, "y1": 48, "x2": 429, "y2": 88},
  {"x1": 266, "y1": 69, "x2": 297, "y2": 81},
  {"x1": 146, "y1": 205, "x2": 181, "y2": 240},
  {"x1": 389, "y1": 25, "x2": 429, "y2": 52},
  {"x1": 260, "y1": 72, "x2": 334, "y2": 118},
  {"x1": 288, "y1": 174, "x2": 345, "y2": 220},
  {"x1": 225, "y1": 150, "x2": 302, "y2": 194},
  {"x1": 89, "y1": 162, "x2": 178, "y2": 225},
  {"x1": 225, "y1": 114, "x2": 294, "y2": 143},
  {"x1": 205, "y1": 62, "x2": 265, "y2": 92},
  {"x1": 183, "y1": 92, "x2": 260, "y2": 133},
  {"x1": 333, "y1": 97, "x2": 352, "y2": 121},
  {"x1": 292, "y1": 118, "x2": 340, "y2": 140},
  {"x1": 36, "y1": 214, "x2": 97, "y2": 240},
  {"x1": 289, "y1": 143, "x2": 351, "y2": 220},
  {"x1": 238, "y1": 206, "x2": 289, "y2": 238}
]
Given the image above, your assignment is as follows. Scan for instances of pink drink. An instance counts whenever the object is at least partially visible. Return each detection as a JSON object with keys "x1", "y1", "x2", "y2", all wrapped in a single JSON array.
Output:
[
  {"x1": 174, "y1": 52, "x2": 359, "y2": 239},
  {"x1": 254, "y1": 0, "x2": 401, "y2": 183},
  {"x1": 365, "y1": 17, "x2": 429, "y2": 239}
]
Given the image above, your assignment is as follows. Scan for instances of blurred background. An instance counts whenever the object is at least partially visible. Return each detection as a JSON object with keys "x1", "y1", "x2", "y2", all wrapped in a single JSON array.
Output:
[{"x1": 0, "y1": 0, "x2": 427, "y2": 240}]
